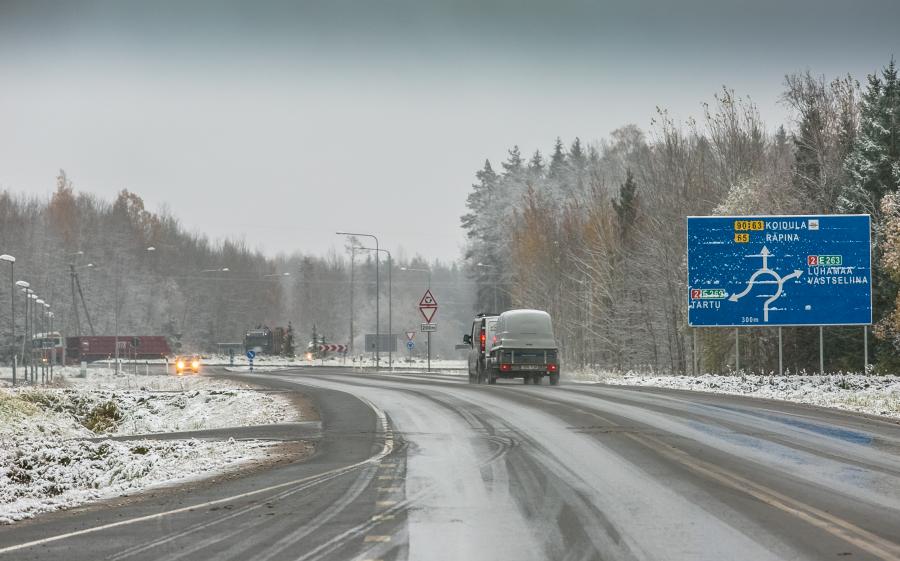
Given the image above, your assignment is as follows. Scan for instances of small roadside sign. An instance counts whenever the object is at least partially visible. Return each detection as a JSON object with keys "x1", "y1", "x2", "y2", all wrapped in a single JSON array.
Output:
[
  {"x1": 406, "y1": 340, "x2": 415, "y2": 350},
  {"x1": 406, "y1": 331, "x2": 415, "y2": 341},
  {"x1": 246, "y1": 350, "x2": 256, "y2": 360},
  {"x1": 418, "y1": 289, "x2": 438, "y2": 323},
  {"x1": 420, "y1": 323, "x2": 437, "y2": 332}
]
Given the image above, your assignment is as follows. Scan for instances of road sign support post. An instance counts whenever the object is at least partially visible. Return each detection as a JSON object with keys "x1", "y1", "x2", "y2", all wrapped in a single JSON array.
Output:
[
  {"x1": 427, "y1": 331, "x2": 431, "y2": 373},
  {"x1": 778, "y1": 326, "x2": 783, "y2": 376},
  {"x1": 735, "y1": 328, "x2": 740, "y2": 372},
  {"x1": 819, "y1": 326, "x2": 824, "y2": 375},
  {"x1": 692, "y1": 329, "x2": 698, "y2": 376},
  {"x1": 864, "y1": 326, "x2": 869, "y2": 373}
]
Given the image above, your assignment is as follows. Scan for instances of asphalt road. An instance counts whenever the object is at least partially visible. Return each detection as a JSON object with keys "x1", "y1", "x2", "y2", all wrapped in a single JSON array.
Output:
[{"x1": 3, "y1": 367, "x2": 900, "y2": 561}]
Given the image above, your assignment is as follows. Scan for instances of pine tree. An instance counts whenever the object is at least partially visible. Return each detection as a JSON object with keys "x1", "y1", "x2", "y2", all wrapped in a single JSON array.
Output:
[
  {"x1": 283, "y1": 321, "x2": 295, "y2": 357},
  {"x1": 547, "y1": 137, "x2": 566, "y2": 180},
  {"x1": 839, "y1": 59, "x2": 900, "y2": 367},
  {"x1": 502, "y1": 145, "x2": 524, "y2": 176},
  {"x1": 460, "y1": 160, "x2": 499, "y2": 241},
  {"x1": 528, "y1": 150, "x2": 544, "y2": 175},
  {"x1": 839, "y1": 59, "x2": 900, "y2": 217},
  {"x1": 612, "y1": 169, "x2": 639, "y2": 239}
]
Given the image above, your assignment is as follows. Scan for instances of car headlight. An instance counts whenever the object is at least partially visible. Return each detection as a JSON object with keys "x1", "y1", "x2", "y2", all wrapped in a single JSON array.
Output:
[
  {"x1": 176, "y1": 361, "x2": 185, "y2": 369},
  {"x1": 191, "y1": 361, "x2": 199, "y2": 369}
]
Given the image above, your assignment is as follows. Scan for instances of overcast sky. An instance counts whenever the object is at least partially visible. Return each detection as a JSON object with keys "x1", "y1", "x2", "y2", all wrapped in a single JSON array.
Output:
[{"x1": 0, "y1": 0, "x2": 897, "y2": 262}]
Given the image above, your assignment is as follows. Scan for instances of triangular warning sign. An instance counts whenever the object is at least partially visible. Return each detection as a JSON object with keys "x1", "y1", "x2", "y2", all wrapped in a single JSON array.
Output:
[
  {"x1": 420, "y1": 306, "x2": 437, "y2": 323},
  {"x1": 418, "y1": 289, "x2": 437, "y2": 308}
]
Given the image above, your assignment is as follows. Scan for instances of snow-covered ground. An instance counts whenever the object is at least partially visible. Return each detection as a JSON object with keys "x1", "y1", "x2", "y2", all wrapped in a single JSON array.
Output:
[
  {"x1": 205, "y1": 353, "x2": 466, "y2": 371},
  {"x1": 0, "y1": 366, "x2": 299, "y2": 523},
  {"x1": 578, "y1": 370, "x2": 900, "y2": 419},
  {"x1": 0, "y1": 437, "x2": 275, "y2": 524}
]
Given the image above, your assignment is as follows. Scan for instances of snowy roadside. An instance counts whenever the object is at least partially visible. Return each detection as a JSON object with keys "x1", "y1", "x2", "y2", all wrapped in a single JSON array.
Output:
[
  {"x1": 0, "y1": 367, "x2": 300, "y2": 523},
  {"x1": 573, "y1": 370, "x2": 900, "y2": 420},
  {"x1": 208, "y1": 354, "x2": 467, "y2": 371}
]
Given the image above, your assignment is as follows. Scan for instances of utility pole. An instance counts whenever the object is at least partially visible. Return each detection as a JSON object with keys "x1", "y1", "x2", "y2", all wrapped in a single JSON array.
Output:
[
  {"x1": 1, "y1": 255, "x2": 15, "y2": 386},
  {"x1": 349, "y1": 247, "x2": 355, "y2": 355},
  {"x1": 337, "y1": 232, "x2": 380, "y2": 369}
]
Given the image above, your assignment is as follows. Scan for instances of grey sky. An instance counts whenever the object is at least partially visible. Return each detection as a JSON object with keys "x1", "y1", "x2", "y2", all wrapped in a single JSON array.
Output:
[{"x1": 0, "y1": 0, "x2": 897, "y2": 262}]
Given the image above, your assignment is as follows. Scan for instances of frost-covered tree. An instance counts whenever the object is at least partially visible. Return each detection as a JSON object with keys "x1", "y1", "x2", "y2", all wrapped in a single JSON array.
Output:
[{"x1": 840, "y1": 59, "x2": 900, "y2": 217}]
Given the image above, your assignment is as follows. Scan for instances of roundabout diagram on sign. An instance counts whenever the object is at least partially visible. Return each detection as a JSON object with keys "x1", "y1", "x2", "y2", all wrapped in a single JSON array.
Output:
[{"x1": 727, "y1": 246, "x2": 802, "y2": 322}]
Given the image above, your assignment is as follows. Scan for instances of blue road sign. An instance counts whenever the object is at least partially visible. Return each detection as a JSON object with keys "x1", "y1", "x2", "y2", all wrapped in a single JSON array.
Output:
[
  {"x1": 406, "y1": 340, "x2": 415, "y2": 350},
  {"x1": 687, "y1": 215, "x2": 871, "y2": 327},
  {"x1": 246, "y1": 350, "x2": 256, "y2": 360}
]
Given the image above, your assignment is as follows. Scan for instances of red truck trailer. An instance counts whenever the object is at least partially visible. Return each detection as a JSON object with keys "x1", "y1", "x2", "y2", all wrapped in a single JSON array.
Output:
[{"x1": 66, "y1": 336, "x2": 172, "y2": 363}]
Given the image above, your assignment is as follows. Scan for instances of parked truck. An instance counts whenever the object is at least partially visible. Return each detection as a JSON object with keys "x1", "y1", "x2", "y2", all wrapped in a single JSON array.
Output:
[
  {"x1": 465, "y1": 309, "x2": 560, "y2": 385},
  {"x1": 66, "y1": 336, "x2": 172, "y2": 363}
]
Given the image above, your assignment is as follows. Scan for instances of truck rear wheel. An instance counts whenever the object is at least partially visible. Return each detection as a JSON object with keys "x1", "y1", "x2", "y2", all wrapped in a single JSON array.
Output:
[
  {"x1": 533, "y1": 375, "x2": 542, "y2": 385},
  {"x1": 488, "y1": 376, "x2": 497, "y2": 385},
  {"x1": 549, "y1": 373, "x2": 560, "y2": 386},
  {"x1": 523, "y1": 376, "x2": 531, "y2": 385}
]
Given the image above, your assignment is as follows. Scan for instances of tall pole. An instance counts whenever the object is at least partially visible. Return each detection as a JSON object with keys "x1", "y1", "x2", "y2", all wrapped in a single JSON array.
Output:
[
  {"x1": 49, "y1": 312, "x2": 54, "y2": 381},
  {"x1": 864, "y1": 326, "x2": 869, "y2": 373},
  {"x1": 735, "y1": 328, "x2": 740, "y2": 372},
  {"x1": 349, "y1": 247, "x2": 355, "y2": 355},
  {"x1": 22, "y1": 291, "x2": 28, "y2": 384},
  {"x1": 337, "y1": 232, "x2": 379, "y2": 369},
  {"x1": 692, "y1": 329, "x2": 697, "y2": 376},
  {"x1": 402, "y1": 266, "x2": 432, "y2": 373},
  {"x1": 115, "y1": 272, "x2": 120, "y2": 375},
  {"x1": 6, "y1": 259, "x2": 15, "y2": 386},
  {"x1": 819, "y1": 326, "x2": 824, "y2": 375},
  {"x1": 30, "y1": 294, "x2": 35, "y2": 383},
  {"x1": 375, "y1": 240, "x2": 380, "y2": 369},
  {"x1": 778, "y1": 326, "x2": 783, "y2": 376},
  {"x1": 388, "y1": 251, "x2": 392, "y2": 370}
]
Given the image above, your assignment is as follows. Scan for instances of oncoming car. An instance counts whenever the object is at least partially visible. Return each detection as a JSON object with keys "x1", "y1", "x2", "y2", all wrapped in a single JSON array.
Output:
[{"x1": 174, "y1": 355, "x2": 201, "y2": 375}]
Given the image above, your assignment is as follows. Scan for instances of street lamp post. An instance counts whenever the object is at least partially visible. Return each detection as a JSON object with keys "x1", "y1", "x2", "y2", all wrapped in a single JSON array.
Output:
[
  {"x1": 15, "y1": 281, "x2": 29, "y2": 384},
  {"x1": 360, "y1": 247, "x2": 392, "y2": 369},
  {"x1": 35, "y1": 299, "x2": 45, "y2": 384},
  {"x1": 31, "y1": 294, "x2": 39, "y2": 383},
  {"x1": 349, "y1": 247, "x2": 356, "y2": 355},
  {"x1": 1, "y1": 255, "x2": 15, "y2": 385},
  {"x1": 337, "y1": 232, "x2": 380, "y2": 369},
  {"x1": 48, "y1": 310, "x2": 54, "y2": 381},
  {"x1": 400, "y1": 266, "x2": 432, "y2": 371},
  {"x1": 27, "y1": 292, "x2": 37, "y2": 383},
  {"x1": 41, "y1": 302, "x2": 50, "y2": 383},
  {"x1": 21, "y1": 289, "x2": 29, "y2": 383}
]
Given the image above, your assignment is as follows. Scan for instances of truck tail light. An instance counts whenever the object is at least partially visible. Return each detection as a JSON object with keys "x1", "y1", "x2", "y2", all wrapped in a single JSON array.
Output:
[
  {"x1": 500, "y1": 363, "x2": 511, "y2": 372},
  {"x1": 480, "y1": 330, "x2": 486, "y2": 352},
  {"x1": 548, "y1": 364, "x2": 558, "y2": 372}
]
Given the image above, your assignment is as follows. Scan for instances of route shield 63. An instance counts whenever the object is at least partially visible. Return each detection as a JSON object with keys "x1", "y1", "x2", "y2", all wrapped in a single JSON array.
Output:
[{"x1": 687, "y1": 215, "x2": 872, "y2": 327}]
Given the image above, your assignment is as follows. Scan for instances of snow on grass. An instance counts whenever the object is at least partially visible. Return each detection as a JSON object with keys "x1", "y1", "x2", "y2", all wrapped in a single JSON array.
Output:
[
  {"x1": 0, "y1": 371, "x2": 296, "y2": 438},
  {"x1": 0, "y1": 436, "x2": 276, "y2": 524},
  {"x1": 576, "y1": 369, "x2": 900, "y2": 419},
  {"x1": 0, "y1": 367, "x2": 300, "y2": 524},
  {"x1": 207, "y1": 353, "x2": 466, "y2": 369}
]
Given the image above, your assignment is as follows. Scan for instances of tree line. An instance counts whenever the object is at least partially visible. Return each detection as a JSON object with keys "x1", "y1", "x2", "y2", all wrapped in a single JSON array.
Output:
[
  {"x1": 462, "y1": 59, "x2": 900, "y2": 375},
  {"x1": 0, "y1": 176, "x2": 474, "y2": 359}
]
